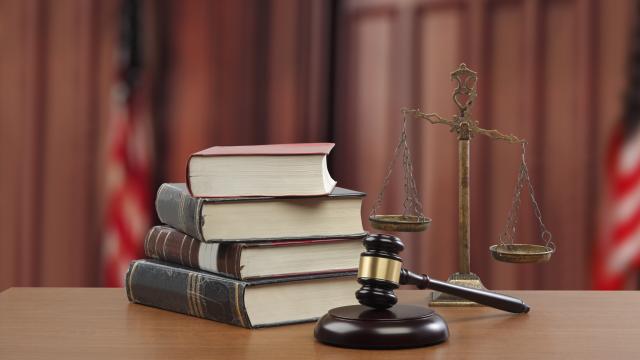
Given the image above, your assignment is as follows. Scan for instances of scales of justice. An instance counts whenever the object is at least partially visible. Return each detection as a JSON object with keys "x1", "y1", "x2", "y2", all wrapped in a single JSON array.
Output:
[{"x1": 368, "y1": 63, "x2": 556, "y2": 305}]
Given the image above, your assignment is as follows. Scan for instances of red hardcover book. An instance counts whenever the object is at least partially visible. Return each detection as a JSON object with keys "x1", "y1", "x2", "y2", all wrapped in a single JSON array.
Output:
[{"x1": 186, "y1": 143, "x2": 337, "y2": 197}]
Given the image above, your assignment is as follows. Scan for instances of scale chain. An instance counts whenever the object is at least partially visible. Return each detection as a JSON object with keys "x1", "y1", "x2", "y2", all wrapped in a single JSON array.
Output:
[
  {"x1": 499, "y1": 143, "x2": 554, "y2": 250},
  {"x1": 370, "y1": 113, "x2": 426, "y2": 220},
  {"x1": 499, "y1": 158, "x2": 526, "y2": 245},
  {"x1": 402, "y1": 130, "x2": 425, "y2": 219},
  {"x1": 369, "y1": 120, "x2": 405, "y2": 217},
  {"x1": 521, "y1": 143, "x2": 554, "y2": 250}
]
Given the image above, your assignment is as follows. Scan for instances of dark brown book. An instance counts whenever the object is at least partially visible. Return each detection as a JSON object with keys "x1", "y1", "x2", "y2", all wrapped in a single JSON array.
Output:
[
  {"x1": 125, "y1": 259, "x2": 358, "y2": 328},
  {"x1": 155, "y1": 183, "x2": 366, "y2": 242},
  {"x1": 144, "y1": 226, "x2": 364, "y2": 280}
]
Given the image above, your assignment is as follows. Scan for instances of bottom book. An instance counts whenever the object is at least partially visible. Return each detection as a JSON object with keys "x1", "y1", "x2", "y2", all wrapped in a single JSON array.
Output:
[{"x1": 125, "y1": 259, "x2": 359, "y2": 328}]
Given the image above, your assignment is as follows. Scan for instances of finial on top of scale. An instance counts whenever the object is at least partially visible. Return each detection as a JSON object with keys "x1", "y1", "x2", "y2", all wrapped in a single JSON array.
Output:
[{"x1": 451, "y1": 63, "x2": 478, "y2": 116}]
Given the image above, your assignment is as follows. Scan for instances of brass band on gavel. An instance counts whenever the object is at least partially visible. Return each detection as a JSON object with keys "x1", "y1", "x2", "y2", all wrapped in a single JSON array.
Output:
[{"x1": 357, "y1": 256, "x2": 402, "y2": 284}]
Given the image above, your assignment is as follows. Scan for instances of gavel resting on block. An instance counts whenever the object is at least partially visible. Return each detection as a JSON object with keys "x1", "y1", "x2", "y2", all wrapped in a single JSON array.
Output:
[{"x1": 314, "y1": 234, "x2": 530, "y2": 349}]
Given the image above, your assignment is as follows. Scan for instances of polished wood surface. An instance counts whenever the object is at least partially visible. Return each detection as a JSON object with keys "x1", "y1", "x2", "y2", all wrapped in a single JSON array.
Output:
[{"x1": 1, "y1": 288, "x2": 639, "y2": 359}]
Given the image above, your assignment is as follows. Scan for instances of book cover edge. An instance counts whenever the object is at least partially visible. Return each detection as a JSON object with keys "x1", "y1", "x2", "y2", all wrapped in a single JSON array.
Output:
[{"x1": 192, "y1": 143, "x2": 335, "y2": 157}]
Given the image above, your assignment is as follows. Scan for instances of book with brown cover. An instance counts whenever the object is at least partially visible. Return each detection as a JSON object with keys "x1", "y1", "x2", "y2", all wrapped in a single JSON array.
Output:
[
  {"x1": 155, "y1": 183, "x2": 366, "y2": 242},
  {"x1": 125, "y1": 259, "x2": 358, "y2": 328},
  {"x1": 144, "y1": 225, "x2": 363, "y2": 280}
]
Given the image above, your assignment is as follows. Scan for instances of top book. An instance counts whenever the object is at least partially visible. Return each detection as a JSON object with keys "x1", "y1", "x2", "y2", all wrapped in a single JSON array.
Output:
[{"x1": 187, "y1": 143, "x2": 337, "y2": 198}]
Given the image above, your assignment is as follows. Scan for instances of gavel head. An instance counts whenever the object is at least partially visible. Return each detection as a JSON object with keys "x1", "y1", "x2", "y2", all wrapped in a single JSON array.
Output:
[{"x1": 356, "y1": 233, "x2": 405, "y2": 309}]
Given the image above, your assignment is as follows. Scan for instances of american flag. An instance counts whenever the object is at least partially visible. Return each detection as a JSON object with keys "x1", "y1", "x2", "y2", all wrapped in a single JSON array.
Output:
[
  {"x1": 594, "y1": 2, "x2": 640, "y2": 289},
  {"x1": 101, "y1": 0, "x2": 153, "y2": 287}
]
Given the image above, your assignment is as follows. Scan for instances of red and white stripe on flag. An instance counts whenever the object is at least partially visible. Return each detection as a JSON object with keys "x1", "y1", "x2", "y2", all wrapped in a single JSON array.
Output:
[
  {"x1": 101, "y1": 82, "x2": 152, "y2": 287},
  {"x1": 594, "y1": 124, "x2": 640, "y2": 289}
]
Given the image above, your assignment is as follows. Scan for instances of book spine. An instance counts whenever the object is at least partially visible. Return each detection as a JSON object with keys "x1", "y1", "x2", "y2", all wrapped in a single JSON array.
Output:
[
  {"x1": 186, "y1": 154, "x2": 195, "y2": 196},
  {"x1": 216, "y1": 242, "x2": 243, "y2": 278},
  {"x1": 144, "y1": 226, "x2": 244, "y2": 279},
  {"x1": 125, "y1": 260, "x2": 253, "y2": 328},
  {"x1": 144, "y1": 226, "x2": 201, "y2": 270},
  {"x1": 155, "y1": 183, "x2": 205, "y2": 240}
]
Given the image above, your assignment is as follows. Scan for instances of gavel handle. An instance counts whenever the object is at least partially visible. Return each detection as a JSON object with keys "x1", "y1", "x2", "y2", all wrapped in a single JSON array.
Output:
[{"x1": 400, "y1": 269, "x2": 530, "y2": 314}]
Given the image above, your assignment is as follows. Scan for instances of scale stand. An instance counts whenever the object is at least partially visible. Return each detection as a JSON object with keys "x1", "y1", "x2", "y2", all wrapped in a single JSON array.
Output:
[
  {"x1": 370, "y1": 63, "x2": 553, "y2": 306},
  {"x1": 423, "y1": 64, "x2": 495, "y2": 305}
]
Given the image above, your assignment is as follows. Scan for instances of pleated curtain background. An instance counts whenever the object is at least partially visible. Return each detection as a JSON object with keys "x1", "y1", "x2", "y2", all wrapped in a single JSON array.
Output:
[{"x1": 0, "y1": 0, "x2": 635, "y2": 291}]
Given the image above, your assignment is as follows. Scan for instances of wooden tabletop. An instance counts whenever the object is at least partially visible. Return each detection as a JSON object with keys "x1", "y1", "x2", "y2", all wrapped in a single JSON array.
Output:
[{"x1": 1, "y1": 288, "x2": 639, "y2": 359}]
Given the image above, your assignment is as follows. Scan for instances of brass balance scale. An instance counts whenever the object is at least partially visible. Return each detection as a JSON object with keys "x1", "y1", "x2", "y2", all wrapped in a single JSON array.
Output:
[{"x1": 369, "y1": 63, "x2": 555, "y2": 306}]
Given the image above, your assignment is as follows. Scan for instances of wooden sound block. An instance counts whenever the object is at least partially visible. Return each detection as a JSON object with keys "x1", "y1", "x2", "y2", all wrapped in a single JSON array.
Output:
[{"x1": 314, "y1": 304, "x2": 449, "y2": 349}]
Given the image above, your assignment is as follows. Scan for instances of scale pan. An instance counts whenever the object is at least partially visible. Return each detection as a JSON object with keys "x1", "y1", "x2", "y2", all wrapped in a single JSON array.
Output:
[
  {"x1": 489, "y1": 244, "x2": 554, "y2": 263},
  {"x1": 369, "y1": 215, "x2": 431, "y2": 232}
]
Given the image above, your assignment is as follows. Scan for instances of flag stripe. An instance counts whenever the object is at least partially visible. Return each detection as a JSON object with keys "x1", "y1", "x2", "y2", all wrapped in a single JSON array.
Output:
[{"x1": 101, "y1": 0, "x2": 152, "y2": 287}]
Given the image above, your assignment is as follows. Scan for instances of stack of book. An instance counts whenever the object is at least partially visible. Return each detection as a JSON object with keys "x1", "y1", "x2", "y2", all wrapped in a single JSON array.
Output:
[{"x1": 125, "y1": 143, "x2": 366, "y2": 328}]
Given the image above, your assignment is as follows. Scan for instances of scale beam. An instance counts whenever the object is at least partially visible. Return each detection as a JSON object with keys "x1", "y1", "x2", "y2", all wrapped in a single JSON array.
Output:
[
  {"x1": 474, "y1": 127, "x2": 525, "y2": 144},
  {"x1": 402, "y1": 109, "x2": 525, "y2": 144},
  {"x1": 403, "y1": 109, "x2": 455, "y2": 127}
]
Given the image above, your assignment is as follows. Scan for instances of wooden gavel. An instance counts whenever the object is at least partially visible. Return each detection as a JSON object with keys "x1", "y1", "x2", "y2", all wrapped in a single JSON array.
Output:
[{"x1": 356, "y1": 234, "x2": 530, "y2": 313}]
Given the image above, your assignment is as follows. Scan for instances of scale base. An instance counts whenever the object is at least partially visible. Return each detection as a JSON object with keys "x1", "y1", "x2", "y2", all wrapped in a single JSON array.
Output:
[
  {"x1": 314, "y1": 304, "x2": 449, "y2": 349},
  {"x1": 430, "y1": 272, "x2": 487, "y2": 306}
]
